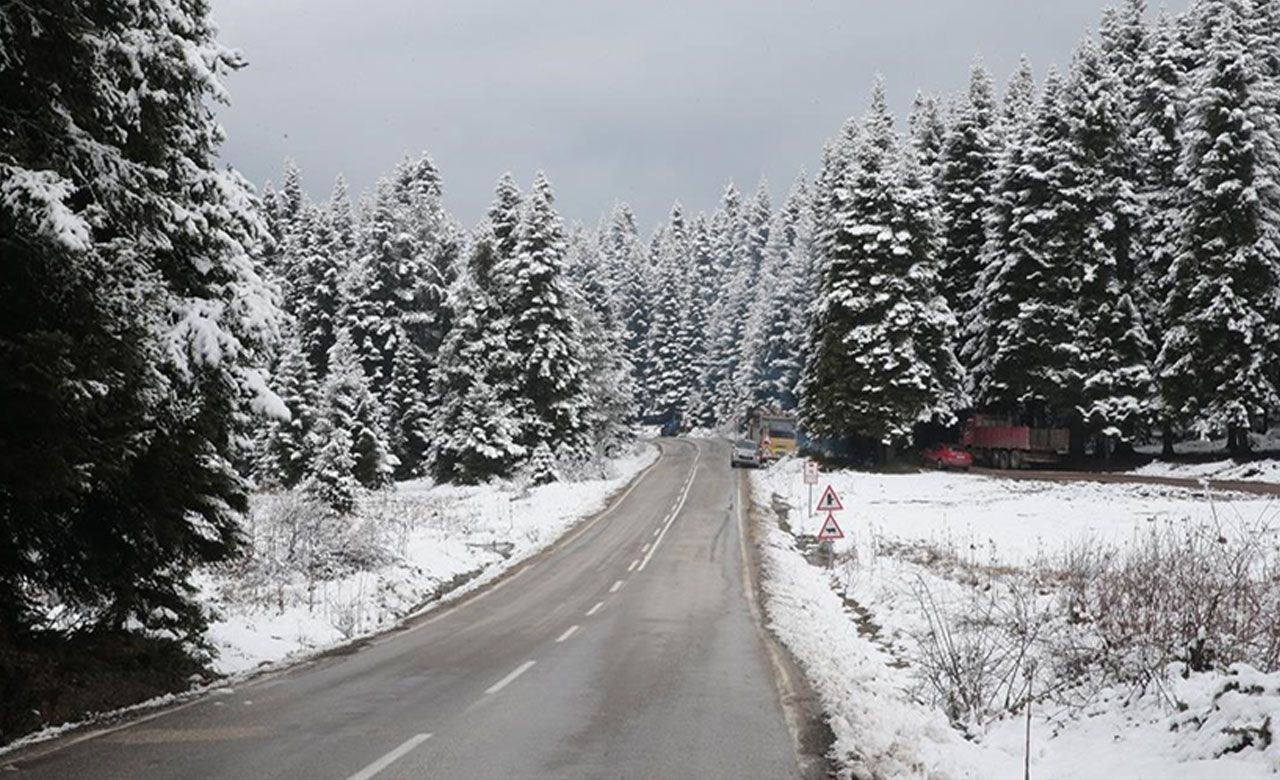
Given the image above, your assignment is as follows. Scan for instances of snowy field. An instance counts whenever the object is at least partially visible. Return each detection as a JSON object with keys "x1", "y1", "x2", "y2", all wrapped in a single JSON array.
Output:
[
  {"x1": 1129, "y1": 457, "x2": 1280, "y2": 485},
  {"x1": 753, "y1": 460, "x2": 1280, "y2": 779},
  {"x1": 198, "y1": 444, "x2": 658, "y2": 675},
  {"x1": 1128, "y1": 428, "x2": 1280, "y2": 484}
]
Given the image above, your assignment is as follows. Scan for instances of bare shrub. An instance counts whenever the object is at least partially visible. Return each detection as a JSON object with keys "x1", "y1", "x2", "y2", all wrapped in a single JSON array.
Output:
[
  {"x1": 1060, "y1": 510, "x2": 1280, "y2": 687},
  {"x1": 326, "y1": 574, "x2": 369, "y2": 639},
  {"x1": 911, "y1": 576, "x2": 1056, "y2": 731},
  {"x1": 222, "y1": 490, "x2": 394, "y2": 613},
  {"x1": 357, "y1": 489, "x2": 445, "y2": 557},
  {"x1": 906, "y1": 507, "x2": 1280, "y2": 730}
]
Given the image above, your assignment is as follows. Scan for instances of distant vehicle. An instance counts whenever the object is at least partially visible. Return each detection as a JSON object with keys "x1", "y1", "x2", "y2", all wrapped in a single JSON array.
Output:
[
  {"x1": 962, "y1": 414, "x2": 1070, "y2": 469},
  {"x1": 921, "y1": 443, "x2": 973, "y2": 471},
  {"x1": 658, "y1": 409, "x2": 683, "y2": 437},
  {"x1": 730, "y1": 439, "x2": 763, "y2": 469},
  {"x1": 746, "y1": 408, "x2": 798, "y2": 461}
]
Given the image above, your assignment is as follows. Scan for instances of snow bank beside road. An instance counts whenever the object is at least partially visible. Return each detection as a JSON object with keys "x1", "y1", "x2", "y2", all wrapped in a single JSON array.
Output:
[
  {"x1": 758, "y1": 522, "x2": 1008, "y2": 779},
  {"x1": 200, "y1": 444, "x2": 658, "y2": 674},
  {"x1": 752, "y1": 460, "x2": 1280, "y2": 779}
]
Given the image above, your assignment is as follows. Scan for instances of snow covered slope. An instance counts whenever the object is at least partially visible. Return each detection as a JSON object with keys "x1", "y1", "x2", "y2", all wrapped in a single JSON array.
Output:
[
  {"x1": 199, "y1": 444, "x2": 658, "y2": 674},
  {"x1": 753, "y1": 460, "x2": 1280, "y2": 780}
]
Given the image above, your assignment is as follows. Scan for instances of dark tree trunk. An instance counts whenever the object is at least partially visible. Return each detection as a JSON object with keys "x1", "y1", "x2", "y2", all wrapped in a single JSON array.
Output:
[
  {"x1": 880, "y1": 441, "x2": 896, "y2": 465},
  {"x1": 1226, "y1": 424, "x2": 1251, "y2": 455},
  {"x1": 1161, "y1": 420, "x2": 1176, "y2": 457},
  {"x1": 1069, "y1": 418, "x2": 1086, "y2": 461}
]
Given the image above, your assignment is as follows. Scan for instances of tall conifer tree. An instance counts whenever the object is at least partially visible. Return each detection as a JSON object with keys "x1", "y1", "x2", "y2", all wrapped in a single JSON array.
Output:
[
  {"x1": 1, "y1": 0, "x2": 282, "y2": 632},
  {"x1": 937, "y1": 59, "x2": 999, "y2": 366},
  {"x1": 495, "y1": 172, "x2": 592, "y2": 460},
  {"x1": 801, "y1": 82, "x2": 963, "y2": 449},
  {"x1": 1157, "y1": 0, "x2": 1280, "y2": 452}
]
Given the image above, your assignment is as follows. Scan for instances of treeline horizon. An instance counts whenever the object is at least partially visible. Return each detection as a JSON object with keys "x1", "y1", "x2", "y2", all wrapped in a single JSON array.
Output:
[
  {"x1": 268, "y1": 0, "x2": 1280, "y2": 473},
  {"x1": 2, "y1": 0, "x2": 1277, "y2": 645}
]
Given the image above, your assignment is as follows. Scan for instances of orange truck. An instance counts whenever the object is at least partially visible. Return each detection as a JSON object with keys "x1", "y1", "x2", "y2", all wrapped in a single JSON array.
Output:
[{"x1": 747, "y1": 409, "x2": 798, "y2": 461}]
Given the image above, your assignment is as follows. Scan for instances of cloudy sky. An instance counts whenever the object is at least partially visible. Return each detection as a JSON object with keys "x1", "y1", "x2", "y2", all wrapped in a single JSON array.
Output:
[{"x1": 212, "y1": 0, "x2": 1186, "y2": 228}]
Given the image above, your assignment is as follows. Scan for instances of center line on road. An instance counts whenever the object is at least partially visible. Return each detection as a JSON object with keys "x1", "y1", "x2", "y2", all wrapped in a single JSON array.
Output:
[
  {"x1": 346, "y1": 733, "x2": 433, "y2": 780},
  {"x1": 585, "y1": 601, "x2": 605, "y2": 616},
  {"x1": 627, "y1": 559, "x2": 639, "y2": 572},
  {"x1": 610, "y1": 580, "x2": 625, "y2": 593},
  {"x1": 641, "y1": 542, "x2": 650, "y2": 553},
  {"x1": 652, "y1": 527, "x2": 661, "y2": 537},
  {"x1": 555, "y1": 625, "x2": 580, "y2": 642},
  {"x1": 485, "y1": 660, "x2": 536, "y2": 695},
  {"x1": 637, "y1": 447, "x2": 702, "y2": 573}
]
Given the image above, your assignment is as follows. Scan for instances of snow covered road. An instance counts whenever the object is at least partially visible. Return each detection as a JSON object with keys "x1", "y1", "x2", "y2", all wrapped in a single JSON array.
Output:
[{"x1": 7, "y1": 439, "x2": 821, "y2": 779}]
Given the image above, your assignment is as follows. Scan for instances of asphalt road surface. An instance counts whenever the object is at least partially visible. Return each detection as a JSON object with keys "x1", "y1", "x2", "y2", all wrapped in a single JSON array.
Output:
[{"x1": 9, "y1": 439, "x2": 820, "y2": 779}]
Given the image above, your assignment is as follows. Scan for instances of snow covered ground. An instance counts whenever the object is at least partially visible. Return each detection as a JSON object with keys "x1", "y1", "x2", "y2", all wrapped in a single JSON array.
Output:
[
  {"x1": 753, "y1": 460, "x2": 1280, "y2": 779},
  {"x1": 198, "y1": 444, "x2": 658, "y2": 675},
  {"x1": 1128, "y1": 458, "x2": 1280, "y2": 485},
  {"x1": 1135, "y1": 428, "x2": 1280, "y2": 457},
  {"x1": 1123, "y1": 427, "x2": 1280, "y2": 485}
]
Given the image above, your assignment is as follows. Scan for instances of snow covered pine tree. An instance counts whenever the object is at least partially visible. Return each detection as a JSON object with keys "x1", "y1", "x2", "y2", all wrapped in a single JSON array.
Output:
[
  {"x1": 0, "y1": 0, "x2": 282, "y2": 636},
  {"x1": 1157, "y1": 0, "x2": 1280, "y2": 453},
  {"x1": 799, "y1": 81, "x2": 964, "y2": 455}
]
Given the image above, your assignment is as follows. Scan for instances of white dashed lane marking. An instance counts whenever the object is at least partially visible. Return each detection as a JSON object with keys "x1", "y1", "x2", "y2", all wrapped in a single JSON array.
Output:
[
  {"x1": 555, "y1": 625, "x2": 579, "y2": 643},
  {"x1": 637, "y1": 452, "x2": 701, "y2": 573},
  {"x1": 346, "y1": 733, "x2": 432, "y2": 780},
  {"x1": 485, "y1": 661, "x2": 536, "y2": 695}
]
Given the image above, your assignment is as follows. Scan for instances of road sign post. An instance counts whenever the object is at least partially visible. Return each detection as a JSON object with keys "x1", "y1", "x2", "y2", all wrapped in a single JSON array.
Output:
[{"x1": 803, "y1": 460, "x2": 819, "y2": 518}]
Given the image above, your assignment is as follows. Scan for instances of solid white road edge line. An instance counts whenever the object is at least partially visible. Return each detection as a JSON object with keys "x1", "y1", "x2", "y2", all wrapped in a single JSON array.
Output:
[
  {"x1": 585, "y1": 601, "x2": 605, "y2": 617},
  {"x1": 610, "y1": 580, "x2": 625, "y2": 593},
  {"x1": 555, "y1": 625, "x2": 580, "y2": 643},
  {"x1": 346, "y1": 733, "x2": 433, "y2": 780},
  {"x1": 734, "y1": 468, "x2": 813, "y2": 777},
  {"x1": 485, "y1": 660, "x2": 537, "y2": 695},
  {"x1": 637, "y1": 445, "x2": 702, "y2": 572}
]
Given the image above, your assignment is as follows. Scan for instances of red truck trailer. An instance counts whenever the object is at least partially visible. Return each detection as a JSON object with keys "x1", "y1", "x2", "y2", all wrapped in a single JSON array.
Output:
[{"x1": 961, "y1": 414, "x2": 1070, "y2": 469}]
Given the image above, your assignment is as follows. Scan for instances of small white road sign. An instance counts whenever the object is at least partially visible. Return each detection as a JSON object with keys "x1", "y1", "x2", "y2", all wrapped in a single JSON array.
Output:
[{"x1": 803, "y1": 460, "x2": 819, "y2": 485}]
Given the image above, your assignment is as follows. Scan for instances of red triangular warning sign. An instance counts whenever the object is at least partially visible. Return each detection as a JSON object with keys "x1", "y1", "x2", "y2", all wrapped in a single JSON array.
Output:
[
  {"x1": 816, "y1": 485, "x2": 843, "y2": 512},
  {"x1": 817, "y1": 513, "x2": 844, "y2": 541}
]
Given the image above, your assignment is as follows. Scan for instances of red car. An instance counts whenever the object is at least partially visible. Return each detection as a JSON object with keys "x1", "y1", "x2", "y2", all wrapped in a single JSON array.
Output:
[{"x1": 921, "y1": 443, "x2": 973, "y2": 471}]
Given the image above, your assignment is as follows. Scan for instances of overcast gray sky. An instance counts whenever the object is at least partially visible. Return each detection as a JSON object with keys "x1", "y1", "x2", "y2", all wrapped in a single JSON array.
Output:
[{"x1": 212, "y1": 0, "x2": 1186, "y2": 229}]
